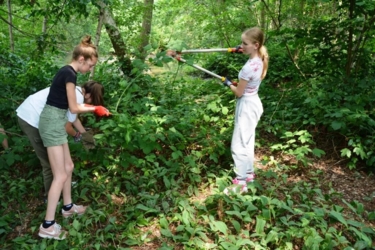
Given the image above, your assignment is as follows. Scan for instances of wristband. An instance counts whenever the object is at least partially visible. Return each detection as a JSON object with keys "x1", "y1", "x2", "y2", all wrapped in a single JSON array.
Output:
[{"x1": 74, "y1": 132, "x2": 82, "y2": 142}]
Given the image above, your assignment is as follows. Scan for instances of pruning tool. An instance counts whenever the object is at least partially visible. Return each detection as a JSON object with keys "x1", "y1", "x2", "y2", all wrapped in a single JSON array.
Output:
[
  {"x1": 167, "y1": 47, "x2": 243, "y2": 86},
  {"x1": 176, "y1": 47, "x2": 243, "y2": 54}
]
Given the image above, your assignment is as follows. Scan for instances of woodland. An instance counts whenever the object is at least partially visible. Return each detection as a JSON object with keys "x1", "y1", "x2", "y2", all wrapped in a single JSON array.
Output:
[{"x1": 0, "y1": 0, "x2": 375, "y2": 249}]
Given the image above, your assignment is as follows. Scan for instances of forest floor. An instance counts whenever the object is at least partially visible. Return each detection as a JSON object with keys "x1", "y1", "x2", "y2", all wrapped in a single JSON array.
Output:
[{"x1": 132, "y1": 150, "x2": 375, "y2": 250}]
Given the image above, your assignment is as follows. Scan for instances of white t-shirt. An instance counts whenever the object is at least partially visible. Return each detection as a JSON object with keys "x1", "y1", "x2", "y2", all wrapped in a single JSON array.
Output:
[
  {"x1": 238, "y1": 57, "x2": 263, "y2": 96},
  {"x1": 16, "y1": 87, "x2": 84, "y2": 128}
]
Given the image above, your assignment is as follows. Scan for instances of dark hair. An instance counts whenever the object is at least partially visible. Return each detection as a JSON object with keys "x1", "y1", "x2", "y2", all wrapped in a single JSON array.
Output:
[
  {"x1": 82, "y1": 81, "x2": 104, "y2": 106},
  {"x1": 72, "y1": 35, "x2": 98, "y2": 61}
]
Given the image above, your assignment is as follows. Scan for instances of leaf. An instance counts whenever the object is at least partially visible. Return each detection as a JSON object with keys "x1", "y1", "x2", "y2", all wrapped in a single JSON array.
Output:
[
  {"x1": 312, "y1": 148, "x2": 325, "y2": 158},
  {"x1": 340, "y1": 148, "x2": 351, "y2": 158},
  {"x1": 211, "y1": 221, "x2": 228, "y2": 235},
  {"x1": 182, "y1": 210, "x2": 190, "y2": 226},
  {"x1": 135, "y1": 204, "x2": 159, "y2": 214},
  {"x1": 222, "y1": 106, "x2": 229, "y2": 115},
  {"x1": 255, "y1": 216, "x2": 266, "y2": 235},
  {"x1": 331, "y1": 121, "x2": 343, "y2": 130},
  {"x1": 159, "y1": 217, "x2": 169, "y2": 229},
  {"x1": 265, "y1": 230, "x2": 278, "y2": 244},
  {"x1": 368, "y1": 212, "x2": 375, "y2": 221},
  {"x1": 72, "y1": 219, "x2": 81, "y2": 230},
  {"x1": 160, "y1": 228, "x2": 173, "y2": 237},
  {"x1": 236, "y1": 238, "x2": 254, "y2": 246},
  {"x1": 329, "y1": 210, "x2": 348, "y2": 227},
  {"x1": 231, "y1": 220, "x2": 241, "y2": 233},
  {"x1": 349, "y1": 227, "x2": 372, "y2": 247},
  {"x1": 225, "y1": 210, "x2": 243, "y2": 219}
]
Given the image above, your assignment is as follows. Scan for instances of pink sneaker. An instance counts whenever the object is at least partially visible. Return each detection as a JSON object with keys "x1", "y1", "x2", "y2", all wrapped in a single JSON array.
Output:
[
  {"x1": 232, "y1": 175, "x2": 255, "y2": 184},
  {"x1": 38, "y1": 223, "x2": 67, "y2": 240},
  {"x1": 62, "y1": 204, "x2": 87, "y2": 218},
  {"x1": 224, "y1": 179, "x2": 248, "y2": 195},
  {"x1": 246, "y1": 173, "x2": 255, "y2": 182}
]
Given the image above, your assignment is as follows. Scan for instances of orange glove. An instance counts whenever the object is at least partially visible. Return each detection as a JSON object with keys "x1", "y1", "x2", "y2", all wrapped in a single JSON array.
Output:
[
  {"x1": 94, "y1": 106, "x2": 111, "y2": 116},
  {"x1": 84, "y1": 104, "x2": 111, "y2": 116}
]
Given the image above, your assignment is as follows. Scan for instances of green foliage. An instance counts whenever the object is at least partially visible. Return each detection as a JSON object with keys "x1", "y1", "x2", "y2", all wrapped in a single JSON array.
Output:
[{"x1": 1, "y1": 0, "x2": 375, "y2": 248}]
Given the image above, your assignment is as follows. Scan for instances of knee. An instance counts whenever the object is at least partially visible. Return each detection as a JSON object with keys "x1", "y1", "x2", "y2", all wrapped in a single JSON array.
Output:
[
  {"x1": 66, "y1": 161, "x2": 74, "y2": 175},
  {"x1": 55, "y1": 172, "x2": 69, "y2": 184}
]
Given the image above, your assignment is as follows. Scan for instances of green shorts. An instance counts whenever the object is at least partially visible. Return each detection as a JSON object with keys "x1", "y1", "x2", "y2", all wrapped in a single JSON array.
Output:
[{"x1": 39, "y1": 104, "x2": 68, "y2": 147}]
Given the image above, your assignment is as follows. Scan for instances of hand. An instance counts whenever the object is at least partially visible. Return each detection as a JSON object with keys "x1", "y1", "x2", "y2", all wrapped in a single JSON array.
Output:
[
  {"x1": 74, "y1": 132, "x2": 82, "y2": 142},
  {"x1": 94, "y1": 106, "x2": 111, "y2": 116},
  {"x1": 234, "y1": 45, "x2": 243, "y2": 53},
  {"x1": 81, "y1": 130, "x2": 95, "y2": 150},
  {"x1": 223, "y1": 76, "x2": 233, "y2": 87},
  {"x1": 166, "y1": 50, "x2": 177, "y2": 57}
]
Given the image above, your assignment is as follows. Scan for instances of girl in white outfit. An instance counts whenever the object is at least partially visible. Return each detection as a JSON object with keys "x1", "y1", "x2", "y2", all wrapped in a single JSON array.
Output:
[{"x1": 224, "y1": 27, "x2": 269, "y2": 195}]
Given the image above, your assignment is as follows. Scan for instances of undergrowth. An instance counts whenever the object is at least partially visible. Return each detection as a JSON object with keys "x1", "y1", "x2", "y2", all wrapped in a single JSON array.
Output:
[{"x1": 1, "y1": 60, "x2": 375, "y2": 249}]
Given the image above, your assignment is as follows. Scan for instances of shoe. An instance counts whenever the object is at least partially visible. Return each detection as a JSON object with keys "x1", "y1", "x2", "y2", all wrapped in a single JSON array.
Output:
[
  {"x1": 62, "y1": 204, "x2": 87, "y2": 218},
  {"x1": 38, "y1": 223, "x2": 67, "y2": 240},
  {"x1": 223, "y1": 179, "x2": 248, "y2": 195},
  {"x1": 246, "y1": 173, "x2": 255, "y2": 183}
]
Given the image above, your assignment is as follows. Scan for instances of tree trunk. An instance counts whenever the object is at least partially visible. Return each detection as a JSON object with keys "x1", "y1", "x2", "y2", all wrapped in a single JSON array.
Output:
[
  {"x1": 96, "y1": 0, "x2": 132, "y2": 76},
  {"x1": 90, "y1": 8, "x2": 104, "y2": 80},
  {"x1": 345, "y1": 0, "x2": 355, "y2": 78},
  {"x1": 260, "y1": 1, "x2": 266, "y2": 31},
  {"x1": 42, "y1": 9, "x2": 48, "y2": 34},
  {"x1": 7, "y1": 0, "x2": 14, "y2": 52},
  {"x1": 138, "y1": 0, "x2": 154, "y2": 61}
]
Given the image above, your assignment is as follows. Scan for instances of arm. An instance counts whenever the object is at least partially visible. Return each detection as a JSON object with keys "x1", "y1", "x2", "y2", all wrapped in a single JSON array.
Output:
[
  {"x1": 65, "y1": 122, "x2": 77, "y2": 137},
  {"x1": 67, "y1": 83, "x2": 95, "y2": 114},
  {"x1": 65, "y1": 119, "x2": 86, "y2": 137},
  {"x1": 72, "y1": 118, "x2": 86, "y2": 133},
  {"x1": 229, "y1": 78, "x2": 247, "y2": 98}
]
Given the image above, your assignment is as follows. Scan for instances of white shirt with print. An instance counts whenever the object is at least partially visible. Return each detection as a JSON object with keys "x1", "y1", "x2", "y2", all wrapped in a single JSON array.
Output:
[
  {"x1": 238, "y1": 57, "x2": 263, "y2": 96},
  {"x1": 16, "y1": 87, "x2": 84, "y2": 128}
]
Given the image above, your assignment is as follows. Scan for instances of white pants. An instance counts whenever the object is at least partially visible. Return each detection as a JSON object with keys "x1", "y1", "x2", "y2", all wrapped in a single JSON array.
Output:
[{"x1": 231, "y1": 94, "x2": 263, "y2": 181}]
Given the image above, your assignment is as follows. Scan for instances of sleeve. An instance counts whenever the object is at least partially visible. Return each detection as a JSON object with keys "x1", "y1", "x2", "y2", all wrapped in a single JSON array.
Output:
[
  {"x1": 65, "y1": 69, "x2": 77, "y2": 86},
  {"x1": 66, "y1": 88, "x2": 84, "y2": 122}
]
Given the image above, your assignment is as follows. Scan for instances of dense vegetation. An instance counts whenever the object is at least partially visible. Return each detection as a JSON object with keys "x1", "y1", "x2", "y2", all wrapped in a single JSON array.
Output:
[{"x1": 1, "y1": 0, "x2": 374, "y2": 249}]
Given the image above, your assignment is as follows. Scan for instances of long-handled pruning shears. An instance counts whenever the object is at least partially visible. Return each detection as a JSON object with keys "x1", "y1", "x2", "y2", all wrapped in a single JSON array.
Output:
[
  {"x1": 177, "y1": 47, "x2": 243, "y2": 54},
  {"x1": 167, "y1": 47, "x2": 244, "y2": 86}
]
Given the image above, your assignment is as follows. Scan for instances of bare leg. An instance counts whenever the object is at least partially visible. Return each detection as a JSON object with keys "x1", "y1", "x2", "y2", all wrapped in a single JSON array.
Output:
[
  {"x1": 0, "y1": 128, "x2": 9, "y2": 150},
  {"x1": 45, "y1": 144, "x2": 69, "y2": 220},
  {"x1": 61, "y1": 143, "x2": 74, "y2": 206}
]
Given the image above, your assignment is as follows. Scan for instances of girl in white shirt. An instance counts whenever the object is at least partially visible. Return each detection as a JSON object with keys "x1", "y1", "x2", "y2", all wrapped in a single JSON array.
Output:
[
  {"x1": 223, "y1": 27, "x2": 269, "y2": 195},
  {"x1": 17, "y1": 81, "x2": 104, "y2": 196}
]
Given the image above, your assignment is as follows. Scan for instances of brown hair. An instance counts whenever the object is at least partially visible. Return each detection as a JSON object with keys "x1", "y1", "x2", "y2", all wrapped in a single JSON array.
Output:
[
  {"x1": 243, "y1": 27, "x2": 269, "y2": 79},
  {"x1": 72, "y1": 35, "x2": 98, "y2": 61},
  {"x1": 82, "y1": 81, "x2": 104, "y2": 106}
]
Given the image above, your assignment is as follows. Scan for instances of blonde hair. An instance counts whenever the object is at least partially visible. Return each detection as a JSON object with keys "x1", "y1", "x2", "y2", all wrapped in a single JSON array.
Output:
[
  {"x1": 243, "y1": 27, "x2": 269, "y2": 79},
  {"x1": 72, "y1": 35, "x2": 98, "y2": 61}
]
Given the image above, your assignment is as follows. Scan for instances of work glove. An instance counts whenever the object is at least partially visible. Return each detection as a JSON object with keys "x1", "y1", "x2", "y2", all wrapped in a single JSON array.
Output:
[
  {"x1": 223, "y1": 76, "x2": 233, "y2": 87},
  {"x1": 81, "y1": 130, "x2": 95, "y2": 150},
  {"x1": 233, "y1": 45, "x2": 243, "y2": 53},
  {"x1": 94, "y1": 106, "x2": 111, "y2": 116},
  {"x1": 74, "y1": 132, "x2": 82, "y2": 142},
  {"x1": 85, "y1": 104, "x2": 111, "y2": 116}
]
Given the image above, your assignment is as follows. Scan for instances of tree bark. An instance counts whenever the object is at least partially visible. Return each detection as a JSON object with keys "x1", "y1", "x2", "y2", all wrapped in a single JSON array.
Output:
[
  {"x1": 345, "y1": 0, "x2": 355, "y2": 78},
  {"x1": 96, "y1": 0, "x2": 132, "y2": 75},
  {"x1": 90, "y1": 8, "x2": 104, "y2": 80},
  {"x1": 7, "y1": 0, "x2": 14, "y2": 52},
  {"x1": 260, "y1": 1, "x2": 266, "y2": 31},
  {"x1": 138, "y1": 0, "x2": 154, "y2": 61}
]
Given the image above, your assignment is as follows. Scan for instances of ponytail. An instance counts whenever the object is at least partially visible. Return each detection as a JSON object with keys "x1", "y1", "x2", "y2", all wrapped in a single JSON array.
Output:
[{"x1": 259, "y1": 46, "x2": 269, "y2": 79}]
